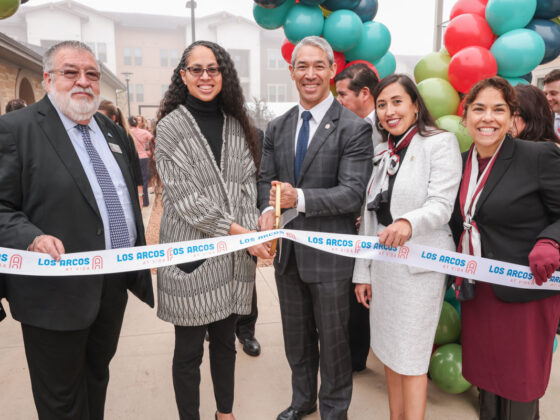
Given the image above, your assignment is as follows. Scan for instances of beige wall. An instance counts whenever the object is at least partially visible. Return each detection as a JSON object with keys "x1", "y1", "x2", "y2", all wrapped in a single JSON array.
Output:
[
  {"x1": 115, "y1": 26, "x2": 186, "y2": 119},
  {"x1": 0, "y1": 60, "x2": 44, "y2": 115}
]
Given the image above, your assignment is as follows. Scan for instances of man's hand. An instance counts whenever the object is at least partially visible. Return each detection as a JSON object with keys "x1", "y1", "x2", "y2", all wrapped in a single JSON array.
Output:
[
  {"x1": 378, "y1": 219, "x2": 412, "y2": 248},
  {"x1": 258, "y1": 209, "x2": 275, "y2": 232},
  {"x1": 355, "y1": 284, "x2": 372, "y2": 309},
  {"x1": 270, "y1": 180, "x2": 298, "y2": 209},
  {"x1": 28, "y1": 235, "x2": 65, "y2": 261},
  {"x1": 248, "y1": 242, "x2": 274, "y2": 260}
]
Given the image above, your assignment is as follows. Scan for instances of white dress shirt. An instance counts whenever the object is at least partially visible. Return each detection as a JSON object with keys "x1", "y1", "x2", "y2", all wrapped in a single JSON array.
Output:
[{"x1": 555, "y1": 113, "x2": 560, "y2": 139}]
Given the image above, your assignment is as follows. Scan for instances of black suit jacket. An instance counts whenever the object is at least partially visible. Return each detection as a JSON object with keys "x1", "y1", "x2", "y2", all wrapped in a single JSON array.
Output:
[
  {"x1": 0, "y1": 96, "x2": 154, "y2": 330},
  {"x1": 450, "y1": 136, "x2": 560, "y2": 302},
  {"x1": 258, "y1": 100, "x2": 373, "y2": 283}
]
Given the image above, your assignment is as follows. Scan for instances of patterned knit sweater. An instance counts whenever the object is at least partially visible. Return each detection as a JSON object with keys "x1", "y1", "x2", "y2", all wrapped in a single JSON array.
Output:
[{"x1": 155, "y1": 105, "x2": 259, "y2": 326}]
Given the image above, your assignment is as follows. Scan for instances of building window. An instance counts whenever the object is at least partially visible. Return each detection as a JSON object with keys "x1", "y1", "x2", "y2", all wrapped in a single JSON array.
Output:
[
  {"x1": 97, "y1": 43, "x2": 107, "y2": 63},
  {"x1": 128, "y1": 84, "x2": 134, "y2": 103},
  {"x1": 86, "y1": 42, "x2": 96, "y2": 54},
  {"x1": 267, "y1": 84, "x2": 287, "y2": 102},
  {"x1": 123, "y1": 47, "x2": 131, "y2": 65},
  {"x1": 267, "y1": 49, "x2": 286, "y2": 69},
  {"x1": 229, "y1": 49, "x2": 250, "y2": 78},
  {"x1": 170, "y1": 49, "x2": 178, "y2": 66},
  {"x1": 537, "y1": 77, "x2": 544, "y2": 89},
  {"x1": 136, "y1": 84, "x2": 144, "y2": 102},
  {"x1": 134, "y1": 47, "x2": 142, "y2": 66},
  {"x1": 160, "y1": 49, "x2": 168, "y2": 67}
]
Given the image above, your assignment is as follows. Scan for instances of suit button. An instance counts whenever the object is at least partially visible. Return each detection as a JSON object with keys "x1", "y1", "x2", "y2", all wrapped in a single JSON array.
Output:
[{"x1": 97, "y1": 228, "x2": 103, "y2": 236}]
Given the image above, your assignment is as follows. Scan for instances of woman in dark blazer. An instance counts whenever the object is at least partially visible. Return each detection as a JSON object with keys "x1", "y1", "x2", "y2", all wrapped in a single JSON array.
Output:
[{"x1": 450, "y1": 77, "x2": 560, "y2": 420}]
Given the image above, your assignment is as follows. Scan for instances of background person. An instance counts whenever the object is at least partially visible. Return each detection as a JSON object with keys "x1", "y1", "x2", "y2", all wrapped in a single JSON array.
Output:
[
  {"x1": 451, "y1": 77, "x2": 560, "y2": 420},
  {"x1": 543, "y1": 69, "x2": 560, "y2": 139},
  {"x1": 156, "y1": 40, "x2": 271, "y2": 420},
  {"x1": 353, "y1": 74, "x2": 462, "y2": 420},
  {"x1": 0, "y1": 40, "x2": 153, "y2": 420},
  {"x1": 5, "y1": 98, "x2": 26, "y2": 113},
  {"x1": 129, "y1": 115, "x2": 154, "y2": 207},
  {"x1": 511, "y1": 84, "x2": 559, "y2": 144},
  {"x1": 258, "y1": 36, "x2": 373, "y2": 420}
]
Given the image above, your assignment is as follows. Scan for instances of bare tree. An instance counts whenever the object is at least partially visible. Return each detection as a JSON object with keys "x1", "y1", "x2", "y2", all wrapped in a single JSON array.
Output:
[{"x1": 247, "y1": 96, "x2": 274, "y2": 131}]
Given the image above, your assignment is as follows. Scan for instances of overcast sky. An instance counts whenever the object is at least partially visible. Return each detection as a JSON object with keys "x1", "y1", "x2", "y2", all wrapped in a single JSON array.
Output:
[{"x1": 23, "y1": 0, "x2": 455, "y2": 56}]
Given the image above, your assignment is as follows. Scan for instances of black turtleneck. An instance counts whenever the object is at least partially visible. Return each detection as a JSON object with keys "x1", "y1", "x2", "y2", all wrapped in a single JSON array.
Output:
[{"x1": 185, "y1": 94, "x2": 224, "y2": 168}]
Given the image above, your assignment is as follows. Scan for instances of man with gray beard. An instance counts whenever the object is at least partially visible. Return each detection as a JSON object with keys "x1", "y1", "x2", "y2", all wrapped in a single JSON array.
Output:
[{"x1": 0, "y1": 41, "x2": 153, "y2": 420}]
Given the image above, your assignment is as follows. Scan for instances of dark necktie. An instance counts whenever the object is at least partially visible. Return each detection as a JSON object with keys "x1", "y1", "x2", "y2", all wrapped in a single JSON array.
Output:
[
  {"x1": 77, "y1": 124, "x2": 130, "y2": 249},
  {"x1": 294, "y1": 110, "x2": 312, "y2": 181}
]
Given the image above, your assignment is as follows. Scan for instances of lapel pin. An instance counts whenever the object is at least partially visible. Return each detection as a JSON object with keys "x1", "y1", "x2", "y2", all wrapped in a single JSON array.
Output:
[
  {"x1": 107, "y1": 132, "x2": 113, "y2": 138},
  {"x1": 325, "y1": 123, "x2": 331, "y2": 129}
]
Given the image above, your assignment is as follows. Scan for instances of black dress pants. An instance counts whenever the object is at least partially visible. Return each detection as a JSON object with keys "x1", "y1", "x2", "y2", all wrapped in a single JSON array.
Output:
[
  {"x1": 236, "y1": 283, "x2": 258, "y2": 340},
  {"x1": 349, "y1": 282, "x2": 370, "y2": 371},
  {"x1": 479, "y1": 388, "x2": 539, "y2": 420},
  {"x1": 21, "y1": 275, "x2": 128, "y2": 420},
  {"x1": 173, "y1": 314, "x2": 237, "y2": 420}
]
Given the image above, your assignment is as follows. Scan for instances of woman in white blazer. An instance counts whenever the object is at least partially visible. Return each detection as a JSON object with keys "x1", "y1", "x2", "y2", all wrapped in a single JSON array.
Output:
[{"x1": 353, "y1": 74, "x2": 462, "y2": 420}]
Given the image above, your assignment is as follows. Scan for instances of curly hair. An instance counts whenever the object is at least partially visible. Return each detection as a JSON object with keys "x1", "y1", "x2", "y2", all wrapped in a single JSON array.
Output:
[
  {"x1": 157, "y1": 40, "x2": 259, "y2": 168},
  {"x1": 514, "y1": 84, "x2": 559, "y2": 144}
]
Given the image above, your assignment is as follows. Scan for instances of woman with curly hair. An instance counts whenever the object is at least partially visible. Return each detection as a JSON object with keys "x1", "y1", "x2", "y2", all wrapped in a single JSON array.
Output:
[{"x1": 155, "y1": 41, "x2": 271, "y2": 420}]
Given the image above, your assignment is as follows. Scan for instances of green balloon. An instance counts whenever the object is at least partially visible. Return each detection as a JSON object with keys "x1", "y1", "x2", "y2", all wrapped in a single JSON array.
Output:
[
  {"x1": 414, "y1": 52, "x2": 451, "y2": 84},
  {"x1": 417, "y1": 78, "x2": 460, "y2": 120},
  {"x1": 0, "y1": 0, "x2": 19, "y2": 19},
  {"x1": 440, "y1": 46, "x2": 451, "y2": 57},
  {"x1": 429, "y1": 344, "x2": 471, "y2": 394},
  {"x1": 434, "y1": 301, "x2": 461, "y2": 345},
  {"x1": 283, "y1": 4, "x2": 325, "y2": 45},
  {"x1": 253, "y1": 0, "x2": 295, "y2": 30},
  {"x1": 436, "y1": 115, "x2": 473, "y2": 153}
]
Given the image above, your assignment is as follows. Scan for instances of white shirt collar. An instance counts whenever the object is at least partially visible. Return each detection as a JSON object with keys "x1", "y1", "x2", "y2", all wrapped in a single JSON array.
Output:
[
  {"x1": 364, "y1": 108, "x2": 376, "y2": 126},
  {"x1": 297, "y1": 93, "x2": 334, "y2": 123}
]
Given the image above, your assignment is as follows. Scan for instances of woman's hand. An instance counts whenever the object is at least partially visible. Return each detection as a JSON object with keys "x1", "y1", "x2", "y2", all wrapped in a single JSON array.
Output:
[
  {"x1": 248, "y1": 241, "x2": 274, "y2": 260},
  {"x1": 378, "y1": 219, "x2": 412, "y2": 248},
  {"x1": 355, "y1": 284, "x2": 372, "y2": 309}
]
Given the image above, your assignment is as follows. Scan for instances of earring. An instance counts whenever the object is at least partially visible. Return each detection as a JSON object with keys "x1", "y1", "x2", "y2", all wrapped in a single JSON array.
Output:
[
  {"x1": 415, "y1": 112, "x2": 419, "y2": 121},
  {"x1": 377, "y1": 121, "x2": 384, "y2": 131}
]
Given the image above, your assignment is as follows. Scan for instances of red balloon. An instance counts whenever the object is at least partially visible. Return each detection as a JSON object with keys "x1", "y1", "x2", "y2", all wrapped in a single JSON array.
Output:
[
  {"x1": 344, "y1": 59, "x2": 380, "y2": 79},
  {"x1": 450, "y1": 0, "x2": 488, "y2": 20},
  {"x1": 281, "y1": 38, "x2": 295, "y2": 64},
  {"x1": 330, "y1": 51, "x2": 347, "y2": 84},
  {"x1": 448, "y1": 46, "x2": 497, "y2": 94},
  {"x1": 444, "y1": 14, "x2": 495, "y2": 57}
]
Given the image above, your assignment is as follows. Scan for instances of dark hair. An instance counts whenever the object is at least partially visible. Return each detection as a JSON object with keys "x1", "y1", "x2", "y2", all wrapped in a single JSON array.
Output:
[
  {"x1": 157, "y1": 40, "x2": 259, "y2": 168},
  {"x1": 463, "y1": 77, "x2": 518, "y2": 120},
  {"x1": 5, "y1": 98, "x2": 26, "y2": 113},
  {"x1": 334, "y1": 63, "x2": 379, "y2": 96},
  {"x1": 544, "y1": 69, "x2": 560, "y2": 85},
  {"x1": 373, "y1": 74, "x2": 442, "y2": 142},
  {"x1": 128, "y1": 116, "x2": 137, "y2": 127},
  {"x1": 514, "y1": 85, "x2": 559, "y2": 144},
  {"x1": 98, "y1": 99, "x2": 117, "y2": 120}
]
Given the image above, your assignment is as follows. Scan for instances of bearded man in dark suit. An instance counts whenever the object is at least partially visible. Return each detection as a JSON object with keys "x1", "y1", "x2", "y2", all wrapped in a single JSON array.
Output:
[{"x1": 0, "y1": 41, "x2": 153, "y2": 420}]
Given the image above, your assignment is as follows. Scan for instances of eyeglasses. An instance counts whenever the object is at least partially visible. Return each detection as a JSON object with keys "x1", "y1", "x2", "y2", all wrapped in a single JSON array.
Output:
[
  {"x1": 183, "y1": 66, "x2": 222, "y2": 77},
  {"x1": 48, "y1": 68, "x2": 101, "y2": 82}
]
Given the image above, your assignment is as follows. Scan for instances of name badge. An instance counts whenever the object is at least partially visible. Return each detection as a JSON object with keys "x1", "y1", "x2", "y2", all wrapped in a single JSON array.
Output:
[{"x1": 109, "y1": 143, "x2": 122, "y2": 154}]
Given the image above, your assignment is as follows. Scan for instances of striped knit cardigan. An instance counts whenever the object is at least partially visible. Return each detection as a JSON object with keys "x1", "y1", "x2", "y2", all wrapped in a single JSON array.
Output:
[{"x1": 155, "y1": 105, "x2": 259, "y2": 326}]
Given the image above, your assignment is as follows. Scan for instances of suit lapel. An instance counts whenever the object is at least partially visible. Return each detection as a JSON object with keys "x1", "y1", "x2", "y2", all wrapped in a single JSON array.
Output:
[
  {"x1": 283, "y1": 107, "x2": 299, "y2": 185},
  {"x1": 37, "y1": 96, "x2": 101, "y2": 219},
  {"x1": 475, "y1": 135, "x2": 515, "y2": 212},
  {"x1": 296, "y1": 100, "x2": 339, "y2": 186}
]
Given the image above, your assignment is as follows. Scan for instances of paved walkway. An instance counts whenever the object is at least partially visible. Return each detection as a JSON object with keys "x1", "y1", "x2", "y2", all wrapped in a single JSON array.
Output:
[{"x1": 1, "y1": 200, "x2": 559, "y2": 419}]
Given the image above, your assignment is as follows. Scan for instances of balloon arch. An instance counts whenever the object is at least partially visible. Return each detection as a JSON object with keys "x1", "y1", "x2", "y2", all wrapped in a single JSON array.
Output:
[{"x1": 253, "y1": 0, "x2": 560, "y2": 396}]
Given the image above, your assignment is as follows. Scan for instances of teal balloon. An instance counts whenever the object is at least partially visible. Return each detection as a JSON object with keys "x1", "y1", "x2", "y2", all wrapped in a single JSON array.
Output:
[
  {"x1": 253, "y1": 0, "x2": 295, "y2": 29},
  {"x1": 322, "y1": 10, "x2": 363, "y2": 52},
  {"x1": 434, "y1": 301, "x2": 462, "y2": 345},
  {"x1": 345, "y1": 21, "x2": 390, "y2": 62},
  {"x1": 429, "y1": 344, "x2": 472, "y2": 394},
  {"x1": 554, "y1": 336, "x2": 558, "y2": 353},
  {"x1": 322, "y1": 0, "x2": 360, "y2": 10},
  {"x1": 414, "y1": 52, "x2": 451, "y2": 83},
  {"x1": 417, "y1": 78, "x2": 460, "y2": 120},
  {"x1": 436, "y1": 115, "x2": 473, "y2": 153},
  {"x1": 283, "y1": 4, "x2": 325, "y2": 44},
  {"x1": 486, "y1": 0, "x2": 537, "y2": 36},
  {"x1": 372, "y1": 51, "x2": 396, "y2": 78},
  {"x1": 491, "y1": 29, "x2": 546, "y2": 77},
  {"x1": 444, "y1": 286, "x2": 456, "y2": 303},
  {"x1": 503, "y1": 76, "x2": 530, "y2": 86}
]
